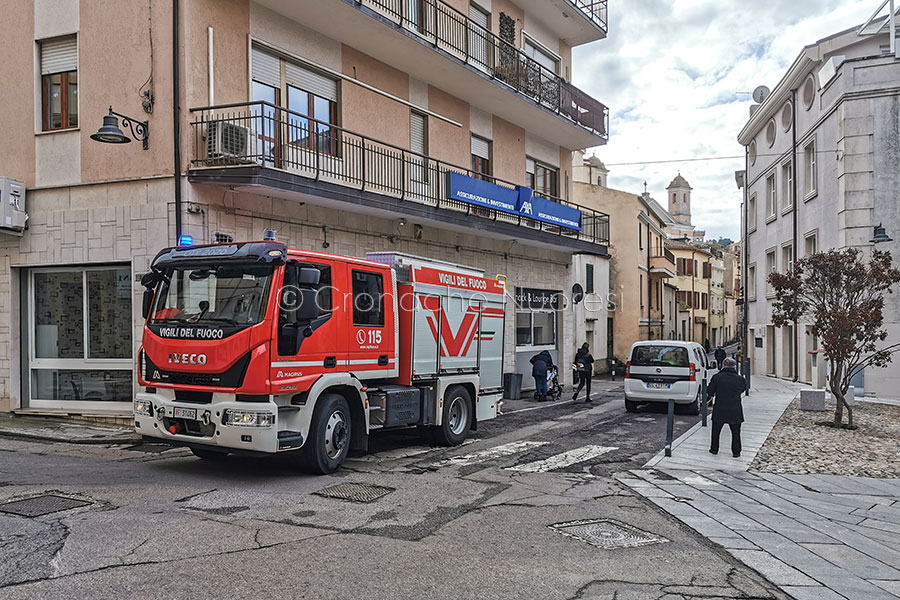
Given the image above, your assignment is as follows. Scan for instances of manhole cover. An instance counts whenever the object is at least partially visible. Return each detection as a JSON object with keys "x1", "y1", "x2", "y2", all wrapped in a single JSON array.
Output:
[
  {"x1": 550, "y1": 519, "x2": 669, "y2": 549},
  {"x1": 314, "y1": 483, "x2": 394, "y2": 503},
  {"x1": 0, "y1": 495, "x2": 91, "y2": 517}
]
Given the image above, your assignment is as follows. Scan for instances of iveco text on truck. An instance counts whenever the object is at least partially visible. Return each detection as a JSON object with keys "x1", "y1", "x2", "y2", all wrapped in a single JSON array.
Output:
[{"x1": 135, "y1": 241, "x2": 506, "y2": 473}]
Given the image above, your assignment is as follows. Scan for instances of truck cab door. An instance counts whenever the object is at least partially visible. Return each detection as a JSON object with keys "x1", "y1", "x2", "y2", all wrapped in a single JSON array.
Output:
[{"x1": 348, "y1": 267, "x2": 395, "y2": 376}]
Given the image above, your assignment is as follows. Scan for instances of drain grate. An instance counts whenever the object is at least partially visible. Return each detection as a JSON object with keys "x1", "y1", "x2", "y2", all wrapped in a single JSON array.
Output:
[
  {"x1": 0, "y1": 495, "x2": 92, "y2": 517},
  {"x1": 314, "y1": 482, "x2": 394, "y2": 503},
  {"x1": 550, "y1": 518, "x2": 669, "y2": 549}
]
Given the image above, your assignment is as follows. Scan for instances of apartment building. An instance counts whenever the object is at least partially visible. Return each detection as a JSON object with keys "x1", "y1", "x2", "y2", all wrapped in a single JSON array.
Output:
[
  {"x1": 737, "y1": 17, "x2": 900, "y2": 397},
  {"x1": 669, "y1": 240, "x2": 712, "y2": 345},
  {"x1": 0, "y1": 0, "x2": 612, "y2": 415},
  {"x1": 709, "y1": 256, "x2": 725, "y2": 346},
  {"x1": 572, "y1": 154, "x2": 675, "y2": 365}
]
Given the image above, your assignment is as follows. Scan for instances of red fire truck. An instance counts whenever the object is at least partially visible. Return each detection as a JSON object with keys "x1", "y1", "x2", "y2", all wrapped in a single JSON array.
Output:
[{"x1": 135, "y1": 241, "x2": 506, "y2": 473}]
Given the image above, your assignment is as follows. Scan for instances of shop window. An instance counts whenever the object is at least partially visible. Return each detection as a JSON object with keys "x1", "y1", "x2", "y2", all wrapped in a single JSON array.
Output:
[
  {"x1": 515, "y1": 311, "x2": 556, "y2": 347},
  {"x1": 29, "y1": 266, "x2": 133, "y2": 407},
  {"x1": 40, "y1": 36, "x2": 78, "y2": 131}
]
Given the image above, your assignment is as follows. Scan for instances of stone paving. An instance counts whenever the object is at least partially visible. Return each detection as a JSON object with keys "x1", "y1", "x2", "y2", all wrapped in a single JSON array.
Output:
[{"x1": 618, "y1": 375, "x2": 900, "y2": 600}]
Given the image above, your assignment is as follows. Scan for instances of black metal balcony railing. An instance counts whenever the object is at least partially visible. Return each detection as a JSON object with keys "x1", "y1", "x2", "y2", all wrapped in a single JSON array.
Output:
[
  {"x1": 651, "y1": 248, "x2": 676, "y2": 265},
  {"x1": 354, "y1": 0, "x2": 609, "y2": 140},
  {"x1": 189, "y1": 101, "x2": 610, "y2": 247},
  {"x1": 568, "y1": 0, "x2": 609, "y2": 32}
]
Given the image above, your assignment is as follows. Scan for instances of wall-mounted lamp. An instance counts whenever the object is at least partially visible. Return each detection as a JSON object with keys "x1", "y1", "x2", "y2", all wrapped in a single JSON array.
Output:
[
  {"x1": 90, "y1": 106, "x2": 150, "y2": 150},
  {"x1": 871, "y1": 223, "x2": 893, "y2": 244}
]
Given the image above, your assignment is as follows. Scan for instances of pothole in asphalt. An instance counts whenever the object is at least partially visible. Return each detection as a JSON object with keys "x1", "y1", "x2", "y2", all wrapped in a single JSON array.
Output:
[
  {"x1": 550, "y1": 518, "x2": 669, "y2": 549},
  {"x1": 315, "y1": 482, "x2": 395, "y2": 503},
  {"x1": 0, "y1": 494, "x2": 92, "y2": 517}
]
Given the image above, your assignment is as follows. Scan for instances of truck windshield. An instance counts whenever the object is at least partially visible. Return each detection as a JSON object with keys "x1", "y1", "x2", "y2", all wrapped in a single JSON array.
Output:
[
  {"x1": 150, "y1": 264, "x2": 274, "y2": 326},
  {"x1": 631, "y1": 345, "x2": 690, "y2": 368}
]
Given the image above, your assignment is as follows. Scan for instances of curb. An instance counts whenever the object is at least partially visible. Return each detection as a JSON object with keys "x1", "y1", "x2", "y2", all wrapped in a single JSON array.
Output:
[{"x1": 0, "y1": 428, "x2": 140, "y2": 445}]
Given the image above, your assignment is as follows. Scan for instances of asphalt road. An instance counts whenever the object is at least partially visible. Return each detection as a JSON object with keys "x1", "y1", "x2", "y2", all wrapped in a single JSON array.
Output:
[{"x1": 0, "y1": 383, "x2": 788, "y2": 600}]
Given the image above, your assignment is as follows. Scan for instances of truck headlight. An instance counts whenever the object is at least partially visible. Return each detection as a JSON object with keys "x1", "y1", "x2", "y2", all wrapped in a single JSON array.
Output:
[
  {"x1": 134, "y1": 399, "x2": 153, "y2": 416},
  {"x1": 224, "y1": 410, "x2": 274, "y2": 428}
]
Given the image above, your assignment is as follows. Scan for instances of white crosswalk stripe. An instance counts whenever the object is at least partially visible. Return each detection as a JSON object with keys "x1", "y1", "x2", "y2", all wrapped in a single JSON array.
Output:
[
  {"x1": 433, "y1": 441, "x2": 548, "y2": 468},
  {"x1": 506, "y1": 445, "x2": 619, "y2": 473}
]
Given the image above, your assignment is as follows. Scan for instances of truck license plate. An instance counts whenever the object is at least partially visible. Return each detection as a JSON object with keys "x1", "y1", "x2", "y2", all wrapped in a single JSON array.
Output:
[
  {"x1": 648, "y1": 383, "x2": 670, "y2": 389},
  {"x1": 173, "y1": 407, "x2": 197, "y2": 420}
]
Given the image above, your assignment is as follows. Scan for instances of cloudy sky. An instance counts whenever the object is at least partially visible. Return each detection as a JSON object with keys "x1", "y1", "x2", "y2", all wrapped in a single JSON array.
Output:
[{"x1": 572, "y1": 0, "x2": 879, "y2": 241}]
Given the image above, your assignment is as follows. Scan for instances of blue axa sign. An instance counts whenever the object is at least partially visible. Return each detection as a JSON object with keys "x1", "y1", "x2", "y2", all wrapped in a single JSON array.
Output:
[{"x1": 446, "y1": 172, "x2": 582, "y2": 231}]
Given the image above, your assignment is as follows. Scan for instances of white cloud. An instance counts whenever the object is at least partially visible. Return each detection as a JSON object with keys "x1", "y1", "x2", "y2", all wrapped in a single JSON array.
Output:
[{"x1": 572, "y1": 0, "x2": 875, "y2": 240}]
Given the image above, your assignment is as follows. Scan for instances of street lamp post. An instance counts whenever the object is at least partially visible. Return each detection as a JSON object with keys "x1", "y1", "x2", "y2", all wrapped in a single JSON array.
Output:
[{"x1": 90, "y1": 106, "x2": 150, "y2": 150}]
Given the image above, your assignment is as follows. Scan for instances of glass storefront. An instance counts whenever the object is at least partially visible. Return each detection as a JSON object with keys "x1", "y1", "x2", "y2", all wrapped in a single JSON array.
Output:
[{"x1": 28, "y1": 266, "x2": 133, "y2": 411}]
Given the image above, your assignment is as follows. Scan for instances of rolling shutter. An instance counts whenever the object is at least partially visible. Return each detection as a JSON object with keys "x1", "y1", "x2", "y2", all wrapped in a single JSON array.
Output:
[
  {"x1": 41, "y1": 37, "x2": 77, "y2": 75},
  {"x1": 251, "y1": 46, "x2": 281, "y2": 88},
  {"x1": 469, "y1": 3, "x2": 489, "y2": 29},
  {"x1": 410, "y1": 112, "x2": 427, "y2": 155},
  {"x1": 285, "y1": 62, "x2": 337, "y2": 102},
  {"x1": 470, "y1": 135, "x2": 490, "y2": 159}
]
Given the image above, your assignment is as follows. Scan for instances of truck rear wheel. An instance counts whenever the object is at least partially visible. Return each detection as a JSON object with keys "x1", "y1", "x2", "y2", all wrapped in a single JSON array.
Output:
[
  {"x1": 432, "y1": 386, "x2": 472, "y2": 446},
  {"x1": 300, "y1": 393, "x2": 351, "y2": 475}
]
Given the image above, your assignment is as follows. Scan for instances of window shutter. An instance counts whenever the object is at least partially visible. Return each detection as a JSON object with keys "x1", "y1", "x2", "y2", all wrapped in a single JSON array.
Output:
[
  {"x1": 470, "y1": 135, "x2": 490, "y2": 159},
  {"x1": 469, "y1": 3, "x2": 489, "y2": 29},
  {"x1": 410, "y1": 112, "x2": 427, "y2": 155},
  {"x1": 41, "y1": 37, "x2": 77, "y2": 75},
  {"x1": 285, "y1": 62, "x2": 337, "y2": 102},
  {"x1": 526, "y1": 158, "x2": 535, "y2": 174},
  {"x1": 251, "y1": 46, "x2": 281, "y2": 88}
]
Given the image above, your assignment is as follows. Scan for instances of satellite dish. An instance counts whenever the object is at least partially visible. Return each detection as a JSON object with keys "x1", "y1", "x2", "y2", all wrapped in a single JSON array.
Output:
[{"x1": 752, "y1": 86, "x2": 771, "y2": 103}]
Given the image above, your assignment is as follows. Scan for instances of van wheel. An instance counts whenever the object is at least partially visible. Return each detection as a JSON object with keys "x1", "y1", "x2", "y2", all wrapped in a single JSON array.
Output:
[
  {"x1": 685, "y1": 394, "x2": 701, "y2": 416},
  {"x1": 299, "y1": 393, "x2": 351, "y2": 474},
  {"x1": 432, "y1": 386, "x2": 472, "y2": 446},
  {"x1": 625, "y1": 399, "x2": 639, "y2": 413},
  {"x1": 191, "y1": 447, "x2": 228, "y2": 461}
]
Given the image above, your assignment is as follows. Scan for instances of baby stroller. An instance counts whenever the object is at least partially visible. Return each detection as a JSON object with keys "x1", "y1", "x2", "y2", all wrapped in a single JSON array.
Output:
[{"x1": 545, "y1": 365, "x2": 563, "y2": 402}]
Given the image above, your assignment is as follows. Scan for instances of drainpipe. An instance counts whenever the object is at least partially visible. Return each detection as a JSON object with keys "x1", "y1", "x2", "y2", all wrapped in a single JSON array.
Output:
[
  {"x1": 791, "y1": 88, "x2": 799, "y2": 382},
  {"x1": 743, "y1": 145, "x2": 750, "y2": 395},
  {"x1": 173, "y1": 0, "x2": 183, "y2": 242}
]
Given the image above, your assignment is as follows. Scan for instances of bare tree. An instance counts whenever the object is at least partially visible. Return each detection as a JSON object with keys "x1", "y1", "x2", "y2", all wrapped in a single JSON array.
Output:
[{"x1": 768, "y1": 249, "x2": 900, "y2": 428}]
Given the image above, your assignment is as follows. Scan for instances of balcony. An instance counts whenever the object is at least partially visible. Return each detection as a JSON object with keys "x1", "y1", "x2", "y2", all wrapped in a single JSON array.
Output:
[
  {"x1": 514, "y1": 0, "x2": 608, "y2": 45},
  {"x1": 187, "y1": 102, "x2": 610, "y2": 252},
  {"x1": 254, "y1": 0, "x2": 609, "y2": 149},
  {"x1": 649, "y1": 248, "x2": 676, "y2": 278}
]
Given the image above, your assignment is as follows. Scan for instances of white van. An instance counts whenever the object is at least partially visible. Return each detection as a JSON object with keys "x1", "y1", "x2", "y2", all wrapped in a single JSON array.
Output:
[{"x1": 623, "y1": 341, "x2": 717, "y2": 414}]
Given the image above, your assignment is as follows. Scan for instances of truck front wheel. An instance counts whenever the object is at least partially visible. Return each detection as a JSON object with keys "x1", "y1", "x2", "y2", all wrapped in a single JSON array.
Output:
[
  {"x1": 300, "y1": 393, "x2": 352, "y2": 474},
  {"x1": 432, "y1": 386, "x2": 472, "y2": 446}
]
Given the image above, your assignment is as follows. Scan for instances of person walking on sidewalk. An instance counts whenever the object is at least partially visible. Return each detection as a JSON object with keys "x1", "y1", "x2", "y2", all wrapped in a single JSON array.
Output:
[
  {"x1": 530, "y1": 350, "x2": 552, "y2": 402},
  {"x1": 572, "y1": 343, "x2": 595, "y2": 403},
  {"x1": 707, "y1": 357, "x2": 748, "y2": 457},
  {"x1": 714, "y1": 345, "x2": 726, "y2": 367}
]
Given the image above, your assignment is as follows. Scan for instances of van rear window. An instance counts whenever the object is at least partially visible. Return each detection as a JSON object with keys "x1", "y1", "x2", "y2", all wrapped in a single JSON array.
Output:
[{"x1": 631, "y1": 345, "x2": 690, "y2": 367}]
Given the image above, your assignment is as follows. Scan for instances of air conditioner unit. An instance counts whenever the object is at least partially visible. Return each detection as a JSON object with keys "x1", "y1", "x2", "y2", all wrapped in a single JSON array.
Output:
[
  {"x1": 206, "y1": 121, "x2": 254, "y2": 163},
  {"x1": 0, "y1": 177, "x2": 27, "y2": 234}
]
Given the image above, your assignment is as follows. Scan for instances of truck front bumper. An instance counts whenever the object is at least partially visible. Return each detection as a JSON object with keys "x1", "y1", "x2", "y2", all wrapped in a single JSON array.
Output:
[{"x1": 134, "y1": 391, "x2": 301, "y2": 454}]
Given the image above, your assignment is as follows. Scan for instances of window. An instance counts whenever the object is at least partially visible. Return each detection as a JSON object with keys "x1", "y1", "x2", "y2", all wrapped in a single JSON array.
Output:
[
  {"x1": 407, "y1": 0, "x2": 427, "y2": 32},
  {"x1": 585, "y1": 263, "x2": 594, "y2": 294},
  {"x1": 638, "y1": 223, "x2": 643, "y2": 250},
  {"x1": 765, "y1": 119, "x2": 776, "y2": 147},
  {"x1": 782, "y1": 161, "x2": 793, "y2": 211},
  {"x1": 694, "y1": 292, "x2": 700, "y2": 308},
  {"x1": 351, "y1": 271, "x2": 385, "y2": 326},
  {"x1": 802, "y1": 73, "x2": 816, "y2": 110},
  {"x1": 701, "y1": 293, "x2": 708, "y2": 310},
  {"x1": 804, "y1": 139, "x2": 817, "y2": 198},
  {"x1": 522, "y1": 34, "x2": 560, "y2": 74},
  {"x1": 748, "y1": 194, "x2": 757, "y2": 232},
  {"x1": 805, "y1": 231, "x2": 817, "y2": 256},
  {"x1": 748, "y1": 264, "x2": 757, "y2": 301},
  {"x1": 766, "y1": 174, "x2": 777, "y2": 219},
  {"x1": 468, "y1": 3, "x2": 491, "y2": 69},
  {"x1": 640, "y1": 274, "x2": 644, "y2": 308},
  {"x1": 251, "y1": 46, "x2": 339, "y2": 162},
  {"x1": 782, "y1": 243, "x2": 794, "y2": 273},
  {"x1": 410, "y1": 111, "x2": 428, "y2": 183},
  {"x1": 29, "y1": 266, "x2": 133, "y2": 408},
  {"x1": 526, "y1": 158, "x2": 559, "y2": 197},
  {"x1": 630, "y1": 345, "x2": 690, "y2": 367},
  {"x1": 40, "y1": 36, "x2": 78, "y2": 131},
  {"x1": 703, "y1": 262, "x2": 711, "y2": 278},
  {"x1": 677, "y1": 291, "x2": 691, "y2": 308},
  {"x1": 471, "y1": 134, "x2": 492, "y2": 180},
  {"x1": 766, "y1": 249, "x2": 776, "y2": 297},
  {"x1": 516, "y1": 311, "x2": 556, "y2": 347}
]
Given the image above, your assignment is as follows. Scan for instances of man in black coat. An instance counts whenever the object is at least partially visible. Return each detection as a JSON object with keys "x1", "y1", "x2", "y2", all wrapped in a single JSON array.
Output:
[
  {"x1": 714, "y1": 346, "x2": 726, "y2": 367},
  {"x1": 707, "y1": 358, "x2": 748, "y2": 457}
]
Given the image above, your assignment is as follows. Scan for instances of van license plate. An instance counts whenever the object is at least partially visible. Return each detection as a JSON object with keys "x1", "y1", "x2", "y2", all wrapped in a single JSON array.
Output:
[
  {"x1": 174, "y1": 407, "x2": 197, "y2": 420},
  {"x1": 648, "y1": 383, "x2": 670, "y2": 389}
]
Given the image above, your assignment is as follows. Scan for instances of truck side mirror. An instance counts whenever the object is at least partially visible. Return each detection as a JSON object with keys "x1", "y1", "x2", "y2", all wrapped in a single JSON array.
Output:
[
  {"x1": 298, "y1": 267, "x2": 320, "y2": 286},
  {"x1": 142, "y1": 288, "x2": 155, "y2": 320}
]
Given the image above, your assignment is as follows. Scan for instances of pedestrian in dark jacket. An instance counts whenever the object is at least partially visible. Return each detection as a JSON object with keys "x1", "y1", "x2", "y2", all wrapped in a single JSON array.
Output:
[
  {"x1": 714, "y1": 346, "x2": 726, "y2": 367},
  {"x1": 530, "y1": 350, "x2": 553, "y2": 401},
  {"x1": 707, "y1": 358, "x2": 748, "y2": 457},
  {"x1": 572, "y1": 343, "x2": 595, "y2": 403}
]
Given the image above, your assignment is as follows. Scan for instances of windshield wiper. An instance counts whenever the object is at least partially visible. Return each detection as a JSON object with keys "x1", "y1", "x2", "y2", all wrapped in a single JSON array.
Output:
[{"x1": 193, "y1": 316, "x2": 239, "y2": 325}]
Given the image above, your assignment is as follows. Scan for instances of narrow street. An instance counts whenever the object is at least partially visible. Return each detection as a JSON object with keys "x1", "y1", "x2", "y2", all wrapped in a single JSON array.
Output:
[{"x1": 0, "y1": 384, "x2": 786, "y2": 600}]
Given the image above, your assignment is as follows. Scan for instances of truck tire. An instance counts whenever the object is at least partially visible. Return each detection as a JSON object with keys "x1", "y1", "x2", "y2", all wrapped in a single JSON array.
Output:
[
  {"x1": 432, "y1": 386, "x2": 472, "y2": 446},
  {"x1": 191, "y1": 447, "x2": 228, "y2": 461},
  {"x1": 625, "y1": 399, "x2": 639, "y2": 413},
  {"x1": 300, "y1": 393, "x2": 352, "y2": 474}
]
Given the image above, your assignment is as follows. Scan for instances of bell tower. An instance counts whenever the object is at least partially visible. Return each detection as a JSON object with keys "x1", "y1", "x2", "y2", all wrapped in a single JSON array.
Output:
[{"x1": 667, "y1": 173, "x2": 693, "y2": 227}]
